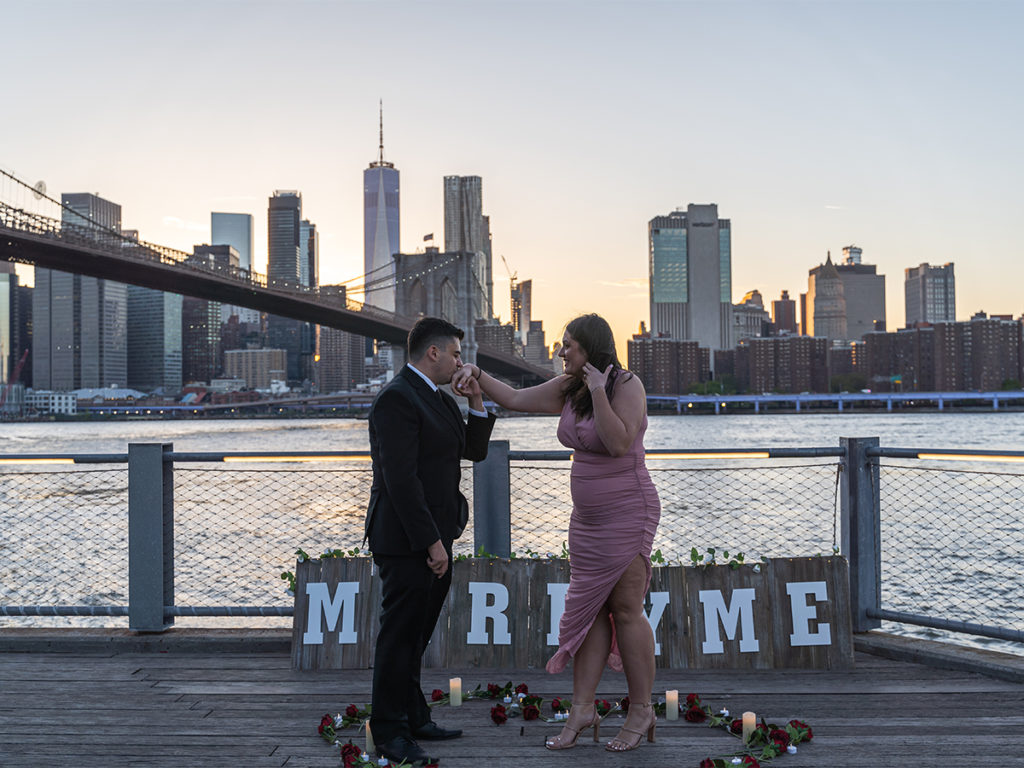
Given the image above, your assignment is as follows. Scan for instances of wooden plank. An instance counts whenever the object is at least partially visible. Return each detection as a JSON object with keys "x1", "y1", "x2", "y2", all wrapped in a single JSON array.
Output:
[
  {"x1": 649, "y1": 563, "x2": 689, "y2": 669},
  {"x1": 769, "y1": 556, "x2": 855, "y2": 668},
  {"x1": 685, "y1": 561, "x2": 775, "y2": 669},
  {"x1": 525, "y1": 558, "x2": 570, "y2": 669}
]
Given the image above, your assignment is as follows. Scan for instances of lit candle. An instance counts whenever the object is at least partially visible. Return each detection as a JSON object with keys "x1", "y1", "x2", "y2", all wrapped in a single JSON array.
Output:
[
  {"x1": 377, "y1": 758, "x2": 388, "y2": 767},
  {"x1": 742, "y1": 711, "x2": 756, "y2": 743},
  {"x1": 449, "y1": 677, "x2": 462, "y2": 707},
  {"x1": 665, "y1": 690, "x2": 679, "y2": 720},
  {"x1": 365, "y1": 720, "x2": 374, "y2": 754},
  {"x1": 503, "y1": 695, "x2": 512, "y2": 705}
]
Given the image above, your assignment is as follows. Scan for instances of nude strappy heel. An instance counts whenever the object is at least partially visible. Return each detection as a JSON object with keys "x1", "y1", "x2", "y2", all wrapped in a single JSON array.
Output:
[
  {"x1": 605, "y1": 702, "x2": 656, "y2": 752},
  {"x1": 544, "y1": 708, "x2": 601, "y2": 750}
]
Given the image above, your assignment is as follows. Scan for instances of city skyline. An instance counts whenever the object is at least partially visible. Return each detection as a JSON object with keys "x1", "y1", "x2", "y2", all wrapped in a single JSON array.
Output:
[{"x1": 3, "y1": 1, "x2": 1022, "y2": 354}]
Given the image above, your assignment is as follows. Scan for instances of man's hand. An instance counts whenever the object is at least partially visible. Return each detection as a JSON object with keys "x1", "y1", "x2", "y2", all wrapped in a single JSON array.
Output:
[{"x1": 426, "y1": 539, "x2": 449, "y2": 578}]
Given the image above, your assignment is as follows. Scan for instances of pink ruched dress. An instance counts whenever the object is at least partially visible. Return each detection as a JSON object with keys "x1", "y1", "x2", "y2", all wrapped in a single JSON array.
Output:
[{"x1": 546, "y1": 391, "x2": 661, "y2": 674}]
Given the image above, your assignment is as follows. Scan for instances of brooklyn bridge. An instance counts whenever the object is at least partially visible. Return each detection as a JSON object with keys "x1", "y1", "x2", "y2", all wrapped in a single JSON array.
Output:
[{"x1": 0, "y1": 168, "x2": 552, "y2": 386}]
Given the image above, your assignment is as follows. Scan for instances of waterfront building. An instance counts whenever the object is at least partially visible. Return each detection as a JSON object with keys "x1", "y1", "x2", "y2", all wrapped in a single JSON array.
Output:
[
  {"x1": 223, "y1": 348, "x2": 288, "y2": 390},
  {"x1": 806, "y1": 247, "x2": 886, "y2": 341},
  {"x1": 733, "y1": 289, "x2": 769, "y2": 343},
  {"x1": 127, "y1": 285, "x2": 182, "y2": 393},
  {"x1": 627, "y1": 332, "x2": 710, "y2": 394},
  {"x1": 364, "y1": 107, "x2": 400, "y2": 313},
  {"x1": 905, "y1": 262, "x2": 955, "y2": 326},
  {"x1": 444, "y1": 175, "x2": 493, "y2": 318},
  {"x1": 211, "y1": 212, "x2": 259, "y2": 325},
  {"x1": 523, "y1": 320, "x2": 548, "y2": 366},
  {"x1": 25, "y1": 389, "x2": 77, "y2": 415},
  {"x1": 647, "y1": 205, "x2": 732, "y2": 366},
  {"x1": 735, "y1": 336, "x2": 829, "y2": 394},
  {"x1": 806, "y1": 253, "x2": 847, "y2": 341},
  {"x1": 0, "y1": 262, "x2": 17, "y2": 386},
  {"x1": 316, "y1": 284, "x2": 365, "y2": 392},
  {"x1": 772, "y1": 290, "x2": 798, "y2": 335},
  {"x1": 181, "y1": 245, "x2": 237, "y2": 385},
  {"x1": 16, "y1": 284, "x2": 31, "y2": 386},
  {"x1": 511, "y1": 279, "x2": 532, "y2": 343},
  {"x1": 475, "y1": 319, "x2": 515, "y2": 356},
  {"x1": 394, "y1": 248, "x2": 486, "y2": 364},
  {"x1": 267, "y1": 191, "x2": 303, "y2": 381},
  {"x1": 33, "y1": 193, "x2": 127, "y2": 391}
]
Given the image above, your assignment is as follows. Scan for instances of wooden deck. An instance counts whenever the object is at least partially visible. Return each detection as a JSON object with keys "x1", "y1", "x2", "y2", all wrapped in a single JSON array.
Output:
[{"x1": 1, "y1": 638, "x2": 1023, "y2": 767}]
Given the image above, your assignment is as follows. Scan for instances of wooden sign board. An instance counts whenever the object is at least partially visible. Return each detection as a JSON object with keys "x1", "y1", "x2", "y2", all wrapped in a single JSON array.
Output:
[{"x1": 291, "y1": 557, "x2": 852, "y2": 671}]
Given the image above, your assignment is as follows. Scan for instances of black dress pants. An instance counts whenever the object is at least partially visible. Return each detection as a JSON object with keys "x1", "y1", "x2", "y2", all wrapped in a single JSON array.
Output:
[{"x1": 369, "y1": 546, "x2": 452, "y2": 744}]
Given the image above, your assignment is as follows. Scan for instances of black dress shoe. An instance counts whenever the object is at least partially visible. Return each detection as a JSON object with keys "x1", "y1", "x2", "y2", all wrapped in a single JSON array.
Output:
[
  {"x1": 376, "y1": 735, "x2": 437, "y2": 766},
  {"x1": 412, "y1": 721, "x2": 462, "y2": 740}
]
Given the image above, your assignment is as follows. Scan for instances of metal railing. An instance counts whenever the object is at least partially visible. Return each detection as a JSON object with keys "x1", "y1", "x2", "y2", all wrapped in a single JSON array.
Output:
[{"x1": 1, "y1": 439, "x2": 1022, "y2": 650}]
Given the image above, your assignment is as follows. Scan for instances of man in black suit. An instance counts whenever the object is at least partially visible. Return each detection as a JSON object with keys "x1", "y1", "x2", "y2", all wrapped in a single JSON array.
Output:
[{"x1": 365, "y1": 317, "x2": 495, "y2": 766}]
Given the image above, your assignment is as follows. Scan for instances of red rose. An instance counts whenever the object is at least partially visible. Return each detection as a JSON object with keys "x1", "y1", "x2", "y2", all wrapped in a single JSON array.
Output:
[
  {"x1": 515, "y1": 683, "x2": 529, "y2": 695},
  {"x1": 620, "y1": 695, "x2": 630, "y2": 712},
  {"x1": 345, "y1": 704, "x2": 359, "y2": 718},
  {"x1": 523, "y1": 704, "x2": 540, "y2": 721},
  {"x1": 594, "y1": 699, "x2": 611, "y2": 715},
  {"x1": 769, "y1": 728, "x2": 791, "y2": 747},
  {"x1": 729, "y1": 718, "x2": 743, "y2": 735},
  {"x1": 340, "y1": 743, "x2": 361, "y2": 761},
  {"x1": 699, "y1": 760, "x2": 716, "y2": 768},
  {"x1": 686, "y1": 693, "x2": 700, "y2": 707},
  {"x1": 684, "y1": 705, "x2": 706, "y2": 723},
  {"x1": 491, "y1": 704, "x2": 508, "y2": 725},
  {"x1": 318, "y1": 714, "x2": 333, "y2": 735},
  {"x1": 523, "y1": 694, "x2": 542, "y2": 707},
  {"x1": 551, "y1": 697, "x2": 565, "y2": 711},
  {"x1": 788, "y1": 719, "x2": 814, "y2": 742},
  {"x1": 487, "y1": 683, "x2": 501, "y2": 698},
  {"x1": 742, "y1": 757, "x2": 761, "y2": 768},
  {"x1": 431, "y1": 689, "x2": 444, "y2": 702}
]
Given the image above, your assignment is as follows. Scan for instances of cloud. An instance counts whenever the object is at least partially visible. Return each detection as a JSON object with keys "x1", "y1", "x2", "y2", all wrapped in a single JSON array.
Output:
[
  {"x1": 162, "y1": 215, "x2": 207, "y2": 233},
  {"x1": 599, "y1": 277, "x2": 648, "y2": 289},
  {"x1": 824, "y1": 205, "x2": 846, "y2": 210}
]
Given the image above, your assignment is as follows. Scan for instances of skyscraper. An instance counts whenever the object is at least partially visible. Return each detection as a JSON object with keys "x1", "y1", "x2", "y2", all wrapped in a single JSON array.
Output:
[
  {"x1": 0, "y1": 262, "x2": 17, "y2": 386},
  {"x1": 807, "y1": 253, "x2": 848, "y2": 341},
  {"x1": 183, "y1": 244, "x2": 237, "y2": 384},
  {"x1": 647, "y1": 204, "x2": 732, "y2": 360},
  {"x1": 300, "y1": 219, "x2": 319, "y2": 289},
  {"x1": 127, "y1": 285, "x2": 182, "y2": 393},
  {"x1": 212, "y1": 212, "x2": 260, "y2": 325},
  {"x1": 511, "y1": 279, "x2": 532, "y2": 343},
  {"x1": 267, "y1": 191, "x2": 303, "y2": 381},
  {"x1": 211, "y1": 212, "x2": 254, "y2": 271},
  {"x1": 33, "y1": 193, "x2": 127, "y2": 390},
  {"x1": 905, "y1": 262, "x2": 955, "y2": 326},
  {"x1": 444, "y1": 175, "x2": 492, "y2": 318},
  {"x1": 363, "y1": 107, "x2": 399, "y2": 312},
  {"x1": 805, "y1": 247, "x2": 885, "y2": 341}
]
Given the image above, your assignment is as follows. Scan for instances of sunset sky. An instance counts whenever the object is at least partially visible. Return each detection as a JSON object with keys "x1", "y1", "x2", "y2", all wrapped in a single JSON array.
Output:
[{"x1": 3, "y1": 0, "x2": 1022, "y2": 354}]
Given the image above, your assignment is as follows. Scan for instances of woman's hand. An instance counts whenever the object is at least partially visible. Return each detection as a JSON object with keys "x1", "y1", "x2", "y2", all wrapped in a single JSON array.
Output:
[
  {"x1": 582, "y1": 363, "x2": 612, "y2": 393},
  {"x1": 452, "y1": 363, "x2": 478, "y2": 396}
]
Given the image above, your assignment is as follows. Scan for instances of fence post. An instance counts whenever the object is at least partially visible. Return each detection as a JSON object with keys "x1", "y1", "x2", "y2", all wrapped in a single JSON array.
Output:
[
  {"x1": 840, "y1": 436, "x2": 881, "y2": 632},
  {"x1": 473, "y1": 440, "x2": 511, "y2": 558},
  {"x1": 128, "y1": 443, "x2": 174, "y2": 632}
]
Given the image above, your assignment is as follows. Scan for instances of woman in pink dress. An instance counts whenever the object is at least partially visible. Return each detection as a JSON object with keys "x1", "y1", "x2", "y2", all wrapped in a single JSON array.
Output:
[{"x1": 454, "y1": 313, "x2": 661, "y2": 753}]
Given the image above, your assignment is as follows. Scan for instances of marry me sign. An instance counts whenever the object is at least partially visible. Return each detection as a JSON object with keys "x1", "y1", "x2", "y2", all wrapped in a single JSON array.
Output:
[{"x1": 290, "y1": 556, "x2": 853, "y2": 671}]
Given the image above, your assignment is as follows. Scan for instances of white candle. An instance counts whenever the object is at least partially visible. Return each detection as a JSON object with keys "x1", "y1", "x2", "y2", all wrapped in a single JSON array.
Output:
[
  {"x1": 503, "y1": 695, "x2": 512, "y2": 705},
  {"x1": 449, "y1": 677, "x2": 462, "y2": 707},
  {"x1": 665, "y1": 690, "x2": 679, "y2": 720},
  {"x1": 742, "y1": 711, "x2": 756, "y2": 743},
  {"x1": 365, "y1": 721, "x2": 374, "y2": 754},
  {"x1": 377, "y1": 758, "x2": 388, "y2": 767}
]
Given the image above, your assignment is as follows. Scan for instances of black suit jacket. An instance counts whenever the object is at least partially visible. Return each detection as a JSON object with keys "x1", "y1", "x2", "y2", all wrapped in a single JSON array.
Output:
[{"x1": 364, "y1": 365, "x2": 496, "y2": 555}]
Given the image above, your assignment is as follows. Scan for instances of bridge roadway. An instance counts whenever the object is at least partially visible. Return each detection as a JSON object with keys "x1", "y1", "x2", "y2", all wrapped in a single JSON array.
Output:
[{"x1": 0, "y1": 204, "x2": 551, "y2": 385}]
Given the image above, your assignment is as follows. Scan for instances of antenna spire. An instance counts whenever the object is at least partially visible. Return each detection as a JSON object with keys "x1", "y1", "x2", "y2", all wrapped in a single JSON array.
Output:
[{"x1": 378, "y1": 99, "x2": 384, "y2": 165}]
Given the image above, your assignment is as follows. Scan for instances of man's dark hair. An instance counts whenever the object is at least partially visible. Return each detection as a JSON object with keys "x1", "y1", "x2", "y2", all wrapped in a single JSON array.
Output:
[{"x1": 407, "y1": 317, "x2": 464, "y2": 361}]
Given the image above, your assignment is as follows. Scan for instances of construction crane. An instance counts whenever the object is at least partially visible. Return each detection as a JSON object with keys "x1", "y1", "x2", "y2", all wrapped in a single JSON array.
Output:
[
  {"x1": 0, "y1": 348, "x2": 29, "y2": 413},
  {"x1": 499, "y1": 253, "x2": 517, "y2": 289}
]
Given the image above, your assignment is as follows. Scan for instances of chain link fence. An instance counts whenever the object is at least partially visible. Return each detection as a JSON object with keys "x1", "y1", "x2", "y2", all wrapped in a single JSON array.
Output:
[
  {"x1": 510, "y1": 460, "x2": 841, "y2": 562},
  {"x1": 0, "y1": 467, "x2": 128, "y2": 625},
  {"x1": 877, "y1": 461, "x2": 1024, "y2": 642}
]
